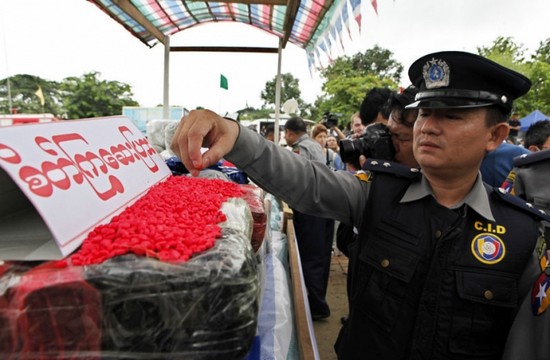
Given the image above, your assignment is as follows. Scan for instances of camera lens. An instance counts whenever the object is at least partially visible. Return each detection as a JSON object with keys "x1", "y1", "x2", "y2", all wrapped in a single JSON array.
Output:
[{"x1": 339, "y1": 138, "x2": 368, "y2": 164}]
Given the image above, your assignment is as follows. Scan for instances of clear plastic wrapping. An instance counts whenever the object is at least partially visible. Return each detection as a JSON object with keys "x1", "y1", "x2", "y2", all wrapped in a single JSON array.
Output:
[{"x1": 0, "y1": 197, "x2": 260, "y2": 360}]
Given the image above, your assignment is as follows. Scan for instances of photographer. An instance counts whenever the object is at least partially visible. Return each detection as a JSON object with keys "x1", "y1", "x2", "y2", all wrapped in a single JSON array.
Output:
[
  {"x1": 347, "y1": 112, "x2": 365, "y2": 140},
  {"x1": 359, "y1": 87, "x2": 394, "y2": 127},
  {"x1": 321, "y1": 111, "x2": 346, "y2": 141},
  {"x1": 385, "y1": 86, "x2": 420, "y2": 168}
]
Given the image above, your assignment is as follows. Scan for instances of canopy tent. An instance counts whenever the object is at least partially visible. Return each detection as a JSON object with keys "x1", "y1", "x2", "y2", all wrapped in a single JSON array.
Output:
[
  {"x1": 520, "y1": 109, "x2": 549, "y2": 132},
  {"x1": 87, "y1": 0, "x2": 376, "y2": 142}
]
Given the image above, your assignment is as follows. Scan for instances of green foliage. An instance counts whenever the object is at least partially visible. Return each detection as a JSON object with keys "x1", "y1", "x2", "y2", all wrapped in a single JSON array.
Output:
[
  {"x1": 315, "y1": 46, "x2": 401, "y2": 128},
  {"x1": 521, "y1": 60, "x2": 550, "y2": 115},
  {"x1": 0, "y1": 74, "x2": 63, "y2": 115},
  {"x1": 238, "y1": 107, "x2": 273, "y2": 120},
  {"x1": 60, "y1": 72, "x2": 138, "y2": 119},
  {"x1": 533, "y1": 38, "x2": 550, "y2": 64},
  {"x1": 261, "y1": 73, "x2": 304, "y2": 109},
  {"x1": 1, "y1": 72, "x2": 139, "y2": 119},
  {"x1": 477, "y1": 36, "x2": 550, "y2": 115},
  {"x1": 321, "y1": 45, "x2": 403, "y2": 84},
  {"x1": 477, "y1": 36, "x2": 527, "y2": 63}
]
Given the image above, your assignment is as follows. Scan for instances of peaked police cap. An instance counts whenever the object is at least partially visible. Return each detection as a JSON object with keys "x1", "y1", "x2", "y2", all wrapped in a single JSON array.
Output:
[{"x1": 406, "y1": 51, "x2": 531, "y2": 112}]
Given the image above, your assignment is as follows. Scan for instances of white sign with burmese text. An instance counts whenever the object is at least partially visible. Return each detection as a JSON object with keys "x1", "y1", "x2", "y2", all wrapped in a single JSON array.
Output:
[{"x1": 0, "y1": 116, "x2": 171, "y2": 260}]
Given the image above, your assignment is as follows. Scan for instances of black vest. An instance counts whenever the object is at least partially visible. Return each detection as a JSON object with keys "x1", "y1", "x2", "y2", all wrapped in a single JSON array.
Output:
[{"x1": 336, "y1": 165, "x2": 547, "y2": 360}]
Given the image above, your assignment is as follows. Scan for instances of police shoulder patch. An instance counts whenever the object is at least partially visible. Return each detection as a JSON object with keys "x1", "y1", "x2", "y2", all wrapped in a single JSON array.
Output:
[
  {"x1": 531, "y1": 250, "x2": 550, "y2": 316},
  {"x1": 492, "y1": 187, "x2": 550, "y2": 222},
  {"x1": 361, "y1": 159, "x2": 421, "y2": 180},
  {"x1": 354, "y1": 170, "x2": 372, "y2": 183}
]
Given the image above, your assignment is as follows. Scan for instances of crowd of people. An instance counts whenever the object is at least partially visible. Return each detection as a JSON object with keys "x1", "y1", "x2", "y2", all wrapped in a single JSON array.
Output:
[{"x1": 170, "y1": 50, "x2": 550, "y2": 359}]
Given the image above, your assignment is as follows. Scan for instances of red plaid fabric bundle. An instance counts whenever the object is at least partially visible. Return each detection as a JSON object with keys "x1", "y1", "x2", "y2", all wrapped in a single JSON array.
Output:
[
  {"x1": 240, "y1": 185, "x2": 266, "y2": 252},
  {"x1": 8, "y1": 264, "x2": 102, "y2": 360}
]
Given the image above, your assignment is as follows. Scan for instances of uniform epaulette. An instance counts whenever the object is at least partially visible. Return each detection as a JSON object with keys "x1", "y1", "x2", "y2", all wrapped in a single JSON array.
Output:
[
  {"x1": 492, "y1": 187, "x2": 550, "y2": 222},
  {"x1": 361, "y1": 159, "x2": 421, "y2": 180},
  {"x1": 513, "y1": 149, "x2": 550, "y2": 167}
]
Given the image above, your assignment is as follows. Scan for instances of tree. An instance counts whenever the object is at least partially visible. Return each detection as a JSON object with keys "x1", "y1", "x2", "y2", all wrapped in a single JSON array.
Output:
[
  {"x1": 533, "y1": 38, "x2": 550, "y2": 64},
  {"x1": 60, "y1": 71, "x2": 138, "y2": 119},
  {"x1": 477, "y1": 36, "x2": 527, "y2": 64},
  {"x1": 314, "y1": 46, "x2": 402, "y2": 127},
  {"x1": 260, "y1": 73, "x2": 305, "y2": 110},
  {"x1": 0, "y1": 74, "x2": 64, "y2": 115},
  {"x1": 477, "y1": 36, "x2": 550, "y2": 116},
  {"x1": 322, "y1": 45, "x2": 403, "y2": 84}
]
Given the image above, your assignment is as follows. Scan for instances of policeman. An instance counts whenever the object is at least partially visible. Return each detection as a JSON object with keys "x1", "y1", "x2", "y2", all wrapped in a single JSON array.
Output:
[
  {"x1": 283, "y1": 117, "x2": 334, "y2": 320},
  {"x1": 171, "y1": 51, "x2": 550, "y2": 359},
  {"x1": 502, "y1": 151, "x2": 550, "y2": 360},
  {"x1": 512, "y1": 149, "x2": 550, "y2": 232}
]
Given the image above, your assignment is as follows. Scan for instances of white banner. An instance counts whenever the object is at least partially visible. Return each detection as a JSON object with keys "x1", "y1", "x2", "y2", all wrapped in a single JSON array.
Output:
[{"x1": 0, "y1": 116, "x2": 171, "y2": 260}]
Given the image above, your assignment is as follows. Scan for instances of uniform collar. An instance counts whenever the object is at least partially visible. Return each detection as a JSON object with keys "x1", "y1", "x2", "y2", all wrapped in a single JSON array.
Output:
[
  {"x1": 400, "y1": 171, "x2": 495, "y2": 222},
  {"x1": 290, "y1": 134, "x2": 309, "y2": 147}
]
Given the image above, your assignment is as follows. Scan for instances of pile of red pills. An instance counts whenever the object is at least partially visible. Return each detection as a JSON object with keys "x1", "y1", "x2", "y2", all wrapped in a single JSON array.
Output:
[{"x1": 68, "y1": 176, "x2": 244, "y2": 265}]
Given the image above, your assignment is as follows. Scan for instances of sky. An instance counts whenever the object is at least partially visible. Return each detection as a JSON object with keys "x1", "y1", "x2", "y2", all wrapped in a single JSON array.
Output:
[{"x1": 1, "y1": 0, "x2": 549, "y2": 115}]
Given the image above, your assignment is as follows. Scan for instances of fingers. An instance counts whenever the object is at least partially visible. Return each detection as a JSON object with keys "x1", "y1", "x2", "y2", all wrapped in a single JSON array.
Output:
[
  {"x1": 170, "y1": 109, "x2": 239, "y2": 177},
  {"x1": 358, "y1": 155, "x2": 367, "y2": 168}
]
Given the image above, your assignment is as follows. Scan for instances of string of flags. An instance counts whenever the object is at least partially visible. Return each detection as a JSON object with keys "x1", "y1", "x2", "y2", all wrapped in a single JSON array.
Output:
[{"x1": 306, "y1": 0, "x2": 378, "y2": 74}]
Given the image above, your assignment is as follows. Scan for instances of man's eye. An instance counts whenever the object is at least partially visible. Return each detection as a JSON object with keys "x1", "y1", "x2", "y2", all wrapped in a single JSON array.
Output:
[{"x1": 445, "y1": 113, "x2": 462, "y2": 120}]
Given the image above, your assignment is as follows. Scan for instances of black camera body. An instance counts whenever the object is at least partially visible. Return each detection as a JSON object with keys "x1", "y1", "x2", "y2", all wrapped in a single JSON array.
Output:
[
  {"x1": 322, "y1": 111, "x2": 341, "y2": 129},
  {"x1": 339, "y1": 123, "x2": 395, "y2": 164}
]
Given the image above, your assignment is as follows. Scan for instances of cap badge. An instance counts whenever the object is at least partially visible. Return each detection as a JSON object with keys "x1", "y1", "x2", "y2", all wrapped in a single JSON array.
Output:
[{"x1": 423, "y1": 58, "x2": 450, "y2": 89}]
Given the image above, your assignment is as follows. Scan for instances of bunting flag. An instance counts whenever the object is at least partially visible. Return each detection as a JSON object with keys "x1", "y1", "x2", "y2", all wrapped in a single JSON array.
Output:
[
  {"x1": 371, "y1": 0, "x2": 378, "y2": 15},
  {"x1": 341, "y1": 1, "x2": 352, "y2": 40},
  {"x1": 35, "y1": 86, "x2": 45, "y2": 106},
  {"x1": 324, "y1": 33, "x2": 334, "y2": 59},
  {"x1": 317, "y1": 39, "x2": 333, "y2": 64},
  {"x1": 328, "y1": 17, "x2": 343, "y2": 53},
  {"x1": 306, "y1": 51, "x2": 316, "y2": 77},
  {"x1": 220, "y1": 74, "x2": 228, "y2": 90},
  {"x1": 314, "y1": 47, "x2": 325, "y2": 70},
  {"x1": 349, "y1": 0, "x2": 362, "y2": 33},
  {"x1": 335, "y1": 15, "x2": 345, "y2": 50}
]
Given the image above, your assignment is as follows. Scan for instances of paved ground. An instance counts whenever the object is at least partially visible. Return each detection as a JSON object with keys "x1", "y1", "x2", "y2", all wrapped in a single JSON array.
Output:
[{"x1": 312, "y1": 254, "x2": 349, "y2": 360}]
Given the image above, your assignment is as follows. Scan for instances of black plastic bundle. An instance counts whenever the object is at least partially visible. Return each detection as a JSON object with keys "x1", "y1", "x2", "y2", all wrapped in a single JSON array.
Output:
[{"x1": 85, "y1": 224, "x2": 259, "y2": 360}]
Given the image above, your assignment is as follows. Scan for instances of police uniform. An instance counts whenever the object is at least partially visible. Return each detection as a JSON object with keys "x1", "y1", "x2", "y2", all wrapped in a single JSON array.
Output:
[
  {"x1": 223, "y1": 51, "x2": 549, "y2": 359},
  {"x1": 288, "y1": 132, "x2": 335, "y2": 319},
  {"x1": 512, "y1": 149, "x2": 550, "y2": 216},
  {"x1": 501, "y1": 150, "x2": 550, "y2": 360}
]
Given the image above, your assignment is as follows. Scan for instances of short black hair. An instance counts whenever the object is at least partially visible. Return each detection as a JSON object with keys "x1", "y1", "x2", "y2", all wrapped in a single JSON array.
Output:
[
  {"x1": 262, "y1": 124, "x2": 275, "y2": 137},
  {"x1": 385, "y1": 86, "x2": 418, "y2": 111},
  {"x1": 284, "y1": 117, "x2": 307, "y2": 133},
  {"x1": 359, "y1": 87, "x2": 394, "y2": 125},
  {"x1": 524, "y1": 119, "x2": 550, "y2": 149}
]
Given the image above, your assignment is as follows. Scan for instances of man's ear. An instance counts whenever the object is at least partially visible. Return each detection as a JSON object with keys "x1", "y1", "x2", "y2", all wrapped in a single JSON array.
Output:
[{"x1": 487, "y1": 122, "x2": 509, "y2": 151}]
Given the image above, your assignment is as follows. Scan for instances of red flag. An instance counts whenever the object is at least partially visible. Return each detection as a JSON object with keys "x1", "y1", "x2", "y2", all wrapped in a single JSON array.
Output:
[{"x1": 371, "y1": 0, "x2": 378, "y2": 14}]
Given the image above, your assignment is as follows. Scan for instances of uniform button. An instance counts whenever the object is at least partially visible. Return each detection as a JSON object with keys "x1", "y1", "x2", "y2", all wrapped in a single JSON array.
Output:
[
  {"x1": 381, "y1": 259, "x2": 390, "y2": 268},
  {"x1": 484, "y1": 290, "x2": 494, "y2": 300},
  {"x1": 435, "y1": 230, "x2": 442, "y2": 239}
]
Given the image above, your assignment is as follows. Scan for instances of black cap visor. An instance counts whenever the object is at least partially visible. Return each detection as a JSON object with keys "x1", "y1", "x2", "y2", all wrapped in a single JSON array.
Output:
[{"x1": 405, "y1": 89, "x2": 506, "y2": 110}]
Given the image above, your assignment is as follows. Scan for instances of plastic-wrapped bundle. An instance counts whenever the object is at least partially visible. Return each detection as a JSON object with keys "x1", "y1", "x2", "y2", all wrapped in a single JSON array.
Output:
[
  {"x1": 1, "y1": 263, "x2": 102, "y2": 360},
  {"x1": 0, "y1": 188, "x2": 260, "y2": 359},
  {"x1": 240, "y1": 185, "x2": 266, "y2": 253},
  {"x1": 86, "y1": 223, "x2": 258, "y2": 359}
]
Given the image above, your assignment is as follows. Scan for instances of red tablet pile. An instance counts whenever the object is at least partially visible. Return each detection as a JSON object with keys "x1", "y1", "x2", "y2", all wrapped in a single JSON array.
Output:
[{"x1": 69, "y1": 175, "x2": 244, "y2": 265}]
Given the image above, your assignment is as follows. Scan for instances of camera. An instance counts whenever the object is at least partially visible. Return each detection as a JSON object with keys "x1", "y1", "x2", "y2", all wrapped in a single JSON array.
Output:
[
  {"x1": 322, "y1": 111, "x2": 341, "y2": 129},
  {"x1": 339, "y1": 123, "x2": 395, "y2": 164}
]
